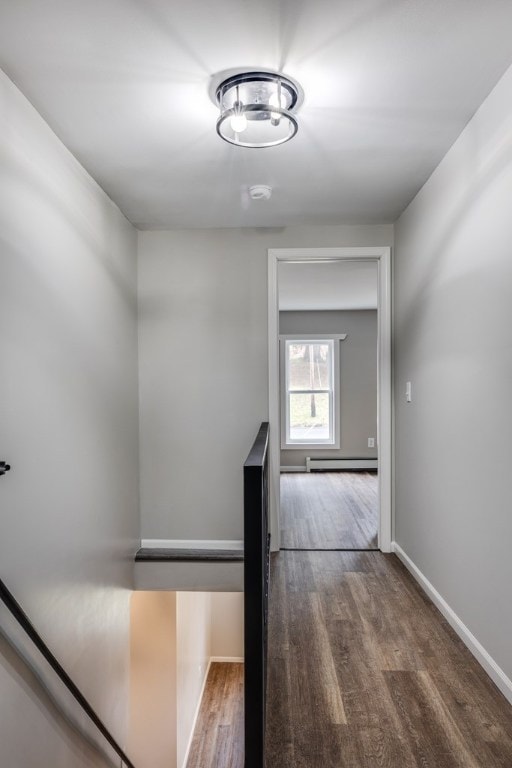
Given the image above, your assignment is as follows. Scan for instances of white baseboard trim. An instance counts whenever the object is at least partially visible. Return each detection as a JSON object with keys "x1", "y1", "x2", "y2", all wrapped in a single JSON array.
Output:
[
  {"x1": 306, "y1": 457, "x2": 378, "y2": 472},
  {"x1": 210, "y1": 656, "x2": 244, "y2": 663},
  {"x1": 392, "y1": 542, "x2": 512, "y2": 706},
  {"x1": 180, "y1": 658, "x2": 212, "y2": 768},
  {"x1": 280, "y1": 466, "x2": 305, "y2": 473},
  {"x1": 141, "y1": 538, "x2": 244, "y2": 551}
]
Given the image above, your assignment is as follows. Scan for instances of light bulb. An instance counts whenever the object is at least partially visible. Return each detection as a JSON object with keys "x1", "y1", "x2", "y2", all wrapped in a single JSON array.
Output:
[{"x1": 230, "y1": 112, "x2": 247, "y2": 133}]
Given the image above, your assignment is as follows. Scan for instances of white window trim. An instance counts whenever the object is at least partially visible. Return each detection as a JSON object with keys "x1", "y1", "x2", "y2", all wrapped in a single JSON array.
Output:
[
  {"x1": 279, "y1": 334, "x2": 348, "y2": 341},
  {"x1": 279, "y1": 334, "x2": 344, "y2": 450}
]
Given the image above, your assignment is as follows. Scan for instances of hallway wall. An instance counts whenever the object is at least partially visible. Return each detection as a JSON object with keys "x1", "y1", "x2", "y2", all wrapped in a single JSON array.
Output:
[
  {"x1": 129, "y1": 591, "x2": 243, "y2": 768},
  {"x1": 137, "y1": 225, "x2": 393, "y2": 541},
  {"x1": 394, "y1": 61, "x2": 512, "y2": 685},
  {"x1": 130, "y1": 592, "x2": 178, "y2": 768},
  {"x1": 0, "y1": 67, "x2": 139, "y2": 764}
]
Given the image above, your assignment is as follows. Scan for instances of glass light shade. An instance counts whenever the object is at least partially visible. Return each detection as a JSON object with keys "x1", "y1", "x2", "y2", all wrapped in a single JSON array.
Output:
[{"x1": 215, "y1": 71, "x2": 301, "y2": 148}]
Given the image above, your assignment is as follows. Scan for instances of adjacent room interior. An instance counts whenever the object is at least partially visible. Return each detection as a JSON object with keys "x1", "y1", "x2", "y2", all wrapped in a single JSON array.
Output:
[{"x1": 278, "y1": 259, "x2": 380, "y2": 551}]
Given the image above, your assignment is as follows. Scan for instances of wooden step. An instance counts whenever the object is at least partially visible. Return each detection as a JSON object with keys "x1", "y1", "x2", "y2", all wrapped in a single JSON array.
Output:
[
  {"x1": 134, "y1": 548, "x2": 244, "y2": 592},
  {"x1": 135, "y1": 547, "x2": 244, "y2": 563}
]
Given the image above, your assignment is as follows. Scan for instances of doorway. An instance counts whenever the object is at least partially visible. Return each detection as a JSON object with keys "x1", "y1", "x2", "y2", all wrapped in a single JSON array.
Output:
[{"x1": 267, "y1": 247, "x2": 392, "y2": 553}]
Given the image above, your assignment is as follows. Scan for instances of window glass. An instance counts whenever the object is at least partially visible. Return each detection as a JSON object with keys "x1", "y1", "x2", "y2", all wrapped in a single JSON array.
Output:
[
  {"x1": 282, "y1": 338, "x2": 337, "y2": 447},
  {"x1": 287, "y1": 343, "x2": 329, "y2": 390},
  {"x1": 289, "y1": 392, "x2": 330, "y2": 441}
]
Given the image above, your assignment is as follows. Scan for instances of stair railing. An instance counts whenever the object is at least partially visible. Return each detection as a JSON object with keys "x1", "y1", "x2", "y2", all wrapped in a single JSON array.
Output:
[
  {"x1": 0, "y1": 577, "x2": 137, "y2": 768},
  {"x1": 244, "y1": 421, "x2": 270, "y2": 768}
]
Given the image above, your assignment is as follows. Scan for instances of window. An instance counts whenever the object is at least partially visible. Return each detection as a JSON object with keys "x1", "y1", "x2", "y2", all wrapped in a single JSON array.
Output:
[{"x1": 280, "y1": 336, "x2": 340, "y2": 448}]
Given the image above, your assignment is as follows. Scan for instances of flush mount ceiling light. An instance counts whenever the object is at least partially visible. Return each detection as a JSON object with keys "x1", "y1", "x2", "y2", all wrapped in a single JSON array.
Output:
[{"x1": 214, "y1": 70, "x2": 303, "y2": 148}]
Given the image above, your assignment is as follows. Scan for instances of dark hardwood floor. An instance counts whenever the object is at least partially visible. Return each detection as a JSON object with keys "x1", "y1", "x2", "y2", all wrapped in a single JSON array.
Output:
[
  {"x1": 185, "y1": 551, "x2": 512, "y2": 768},
  {"x1": 280, "y1": 471, "x2": 378, "y2": 549},
  {"x1": 266, "y1": 550, "x2": 512, "y2": 768},
  {"x1": 186, "y1": 662, "x2": 244, "y2": 768}
]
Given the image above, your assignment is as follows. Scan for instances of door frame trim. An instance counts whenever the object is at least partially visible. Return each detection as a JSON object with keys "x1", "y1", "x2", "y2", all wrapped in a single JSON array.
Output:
[{"x1": 267, "y1": 246, "x2": 392, "y2": 552}]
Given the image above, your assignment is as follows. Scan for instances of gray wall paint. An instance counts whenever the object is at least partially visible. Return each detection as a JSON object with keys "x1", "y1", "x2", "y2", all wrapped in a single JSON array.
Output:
[
  {"x1": 138, "y1": 225, "x2": 393, "y2": 540},
  {"x1": 394, "y1": 62, "x2": 512, "y2": 681},
  {"x1": 279, "y1": 311, "x2": 378, "y2": 468},
  {"x1": 0, "y1": 68, "x2": 139, "y2": 763}
]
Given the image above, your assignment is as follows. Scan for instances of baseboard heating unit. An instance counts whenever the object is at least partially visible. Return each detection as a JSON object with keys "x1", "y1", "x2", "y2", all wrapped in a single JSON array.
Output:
[{"x1": 305, "y1": 457, "x2": 378, "y2": 472}]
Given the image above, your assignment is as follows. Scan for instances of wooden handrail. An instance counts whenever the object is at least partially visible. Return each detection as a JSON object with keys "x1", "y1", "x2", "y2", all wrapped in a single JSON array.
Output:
[{"x1": 0, "y1": 577, "x2": 137, "y2": 768}]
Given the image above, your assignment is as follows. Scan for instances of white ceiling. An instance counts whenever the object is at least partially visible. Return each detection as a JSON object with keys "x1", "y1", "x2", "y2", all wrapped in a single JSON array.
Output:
[
  {"x1": 1, "y1": 1, "x2": 512, "y2": 229},
  {"x1": 278, "y1": 260, "x2": 377, "y2": 311}
]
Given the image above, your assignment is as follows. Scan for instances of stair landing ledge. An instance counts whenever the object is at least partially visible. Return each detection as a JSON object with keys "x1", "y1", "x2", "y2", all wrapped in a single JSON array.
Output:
[{"x1": 134, "y1": 541, "x2": 244, "y2": 592}]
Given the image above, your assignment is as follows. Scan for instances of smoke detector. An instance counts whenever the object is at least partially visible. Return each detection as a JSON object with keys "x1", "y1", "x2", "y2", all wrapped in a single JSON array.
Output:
[{"x1": 249, "y1": 184, "x2": 272, "y2": 201}]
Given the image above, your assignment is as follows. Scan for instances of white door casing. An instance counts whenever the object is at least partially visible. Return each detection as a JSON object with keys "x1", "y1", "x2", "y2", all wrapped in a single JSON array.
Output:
[{"x1": 268, "y1": 247, "x2": 392, "y2": 552}]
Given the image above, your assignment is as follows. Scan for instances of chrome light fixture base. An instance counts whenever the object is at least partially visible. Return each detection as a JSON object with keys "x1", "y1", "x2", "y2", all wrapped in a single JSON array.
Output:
[{"x1": 214, "y1": 70, "x2": 302, "y2": 148}]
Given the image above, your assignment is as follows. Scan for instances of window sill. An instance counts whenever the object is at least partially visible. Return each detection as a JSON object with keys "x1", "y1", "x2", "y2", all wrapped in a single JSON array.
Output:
[{"x1": 281, "y1": 442, "x2": 340, "y2": 450}]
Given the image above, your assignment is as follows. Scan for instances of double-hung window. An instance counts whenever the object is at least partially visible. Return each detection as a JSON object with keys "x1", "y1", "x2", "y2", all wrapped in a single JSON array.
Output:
[{"x1": 280, "y1": 336, "x2": 340, "y2": 448}]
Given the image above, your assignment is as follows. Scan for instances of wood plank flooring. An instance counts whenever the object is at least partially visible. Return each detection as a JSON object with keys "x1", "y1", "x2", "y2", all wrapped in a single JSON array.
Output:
[
  {"x1": 266, "y1": 550, "x2": 512, "y2": 768},
  {"x1": 186, "y1": 662, "x2": 244, "y2": 768},
  {"x1": 280, "y1": 471, "x2": 378, "y2": 549}
]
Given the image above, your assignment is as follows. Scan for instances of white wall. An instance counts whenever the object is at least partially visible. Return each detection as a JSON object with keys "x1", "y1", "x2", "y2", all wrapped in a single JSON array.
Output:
[
  {"x1": 176, "y1": 592, "x2": 212, "y2": 768},
  {"x1": 129, "y1": 590, "x2": 242, "y2": 768},
  {"x1": 138, "y1": 225, "x2": 392, "y2": 541},
  {"x1": 129, "y1": 592, "x2": 177, "y2": 768},
  {"x1": 394, "y1": 62, "x2": 512, "y2": 685},
  {"x1": 0, "y1": 67, "x2": 139, "y2": 763},
  {"x1": 211, "y1": 592, "x2": 244, "y2": 659}
]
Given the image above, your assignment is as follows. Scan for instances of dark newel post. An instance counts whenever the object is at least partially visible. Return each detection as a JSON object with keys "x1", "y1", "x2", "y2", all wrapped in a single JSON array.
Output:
[{"x1": 244, "y1": 422, "x2": 270, "y2": 768}]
